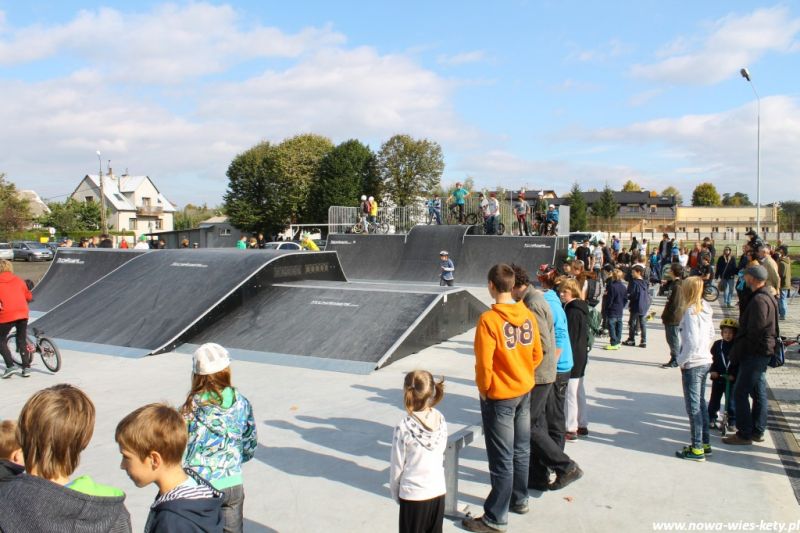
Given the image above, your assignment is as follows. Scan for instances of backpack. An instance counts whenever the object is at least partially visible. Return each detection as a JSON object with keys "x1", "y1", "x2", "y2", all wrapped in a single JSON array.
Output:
[
  {"x1": 586, "y1": 278, "x2": 602, "y2": 307},
  {"x1": 587, "y1": 306, "x2": 603, "y2": 350},
  {"x1": 769, "y1": 305, "x2": 785, "y2": 368}
]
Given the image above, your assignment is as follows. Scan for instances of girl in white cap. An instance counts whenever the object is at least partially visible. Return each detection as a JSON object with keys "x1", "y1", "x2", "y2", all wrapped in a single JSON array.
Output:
[{"x1": 182, "y1": 343, "x2": 257, "y2": 533}]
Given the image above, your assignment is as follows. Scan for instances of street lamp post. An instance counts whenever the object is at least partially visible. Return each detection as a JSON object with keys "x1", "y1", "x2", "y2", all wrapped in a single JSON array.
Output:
[
  {"x1": 97, "y1": 150, "x2": 107, "y2": 233},
  {"x1": 740, "y1": 68, "x2": 761, "y2": 235}
]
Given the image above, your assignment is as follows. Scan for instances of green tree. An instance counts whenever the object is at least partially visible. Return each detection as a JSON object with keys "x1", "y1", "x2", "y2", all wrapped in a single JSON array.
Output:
[
  {"x1": 778, "y1": 201, "x2": 800, "y2": 232},
  {"x1": 306, "y1": 140, "x2": 379, "y2": 222},
  {"x1": 661, "y1": 186, "x2": 683, "y2": 206},
  {"x1": 0, "y1": 173, "x2": 32, "y2": 236},
  {"x1": 567, "y1": 182, "x2": 588, "y2": 231},
  {"x1": 38, "y1": 198, "x2": 101, "y2": 234},
  {"x1": 224, "y1": 135, "x2": 333, "y2": 235},
  {"x1": 621, "y1": 179, "x2": 642, "y2": 192},
  {"x1": 691, "y1": 183, "x2": 722, "y2": 206},
  {"x1": 592, "y1": 184, "x2": 619, "y2": 220},
  {"x1": 377, "y1": 134, "x2": 444, "y2": 206},
  {"x1": 721, "y1": 192, "x2": 753, "y2": 206},
  {"x1": 174, "y1": 203, "x2": 219, "y2": 230}
]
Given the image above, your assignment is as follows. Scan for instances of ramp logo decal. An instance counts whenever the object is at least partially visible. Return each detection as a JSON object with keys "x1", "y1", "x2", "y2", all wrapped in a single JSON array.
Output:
[
  {"x1": 328, "y1": 240, "x2": 355, "y2": 245},
  {"x1": 310, "y1": 300, "x2": 359, "y2": 308},
  {"x1": 170, "y1": 262, "x2": 208, "y2": 268},
  {"x1": 523, "y1": 243, "x2": 548, "y2": 249},
  {"x1": 57, "y1": 258, "x2": 85, "y2": 265}
]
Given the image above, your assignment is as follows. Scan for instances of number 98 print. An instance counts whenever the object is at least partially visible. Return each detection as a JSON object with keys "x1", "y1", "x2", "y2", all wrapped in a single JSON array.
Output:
[{"x1": 503, "y1": 320, "x2": 534, "y2": 349}]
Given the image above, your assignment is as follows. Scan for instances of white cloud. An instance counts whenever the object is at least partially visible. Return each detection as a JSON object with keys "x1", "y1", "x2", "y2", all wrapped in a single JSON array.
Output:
[
  {"x1": 628, "y1": 88, "x2": 664, "y2": 107},
  {"x1": 590, "y1": 95, "x2": 800, "y2": 200},
  {"x1": 437, "y1": 50, "x2": 487, "y2": 66},
  {"x1": 567, "y1": 38, "x2": 632, "y2": 63},
  {"x1": 0, "y1": 4, "x2": 346, "y2": 83},
  {"x1": 631, "y1": 6, "x2": 800, "y2": 85}
]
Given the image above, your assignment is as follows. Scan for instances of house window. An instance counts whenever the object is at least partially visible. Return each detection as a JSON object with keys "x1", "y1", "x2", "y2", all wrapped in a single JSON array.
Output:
[
  {"x1": 85, "y1": 196, "x2": 94, "y2": 203},
  {"x1": 693, "y1": 228, "x2": 700, "y2": 233},
  {"x1": 142, "y1": 197, "x2": 151, "y2": 207},
  {"x1": 220, "y1": 228, "x2": 231, "y2": 236},
  {"x1": 678, "y1": 227, "x2": 686, "y2": 232},
  {"x1": 155, "y1": 219, "x2": 162, "y2": 230},
  {"x1": 712, "y1": 227, "x2": 719, "y2": 233},
  {"x1": 745, "y1": 226, "x2": 752, "y2": 232},
  {"x1": 726, "y1": 227, "x2": 734, "y2": 232},
  {"x1": 627, "y1": 205, "x2": 639, "y2": 212},
  {"x1": 130, "y1": 219, "x2": 137, "y2": 230}
]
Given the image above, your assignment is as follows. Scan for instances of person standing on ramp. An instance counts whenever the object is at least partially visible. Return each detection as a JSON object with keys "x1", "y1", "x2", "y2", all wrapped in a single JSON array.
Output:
[{"x1": 439, "y1": 251, "x2": 455, "y2": 287}]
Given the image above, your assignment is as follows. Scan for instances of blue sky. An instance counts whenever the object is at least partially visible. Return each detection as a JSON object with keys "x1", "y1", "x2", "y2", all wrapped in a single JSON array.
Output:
[{"x1": 1, "y1": 1, "x2": 798, "y2": 207}]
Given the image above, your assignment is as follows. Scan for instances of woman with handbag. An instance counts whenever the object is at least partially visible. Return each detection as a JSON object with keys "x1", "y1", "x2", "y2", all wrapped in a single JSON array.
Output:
[{"x1": 715, "y1": 247, "x2": 737, "y2": 308}]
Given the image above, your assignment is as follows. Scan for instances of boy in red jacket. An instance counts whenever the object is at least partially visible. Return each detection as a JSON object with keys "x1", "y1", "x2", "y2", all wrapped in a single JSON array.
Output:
[
  {"x1": 464, "y1": 264, "x2": 543, "y2": 533},
  {"x1": 0, "y1": 259, "x2": 33, "y2": 378}
]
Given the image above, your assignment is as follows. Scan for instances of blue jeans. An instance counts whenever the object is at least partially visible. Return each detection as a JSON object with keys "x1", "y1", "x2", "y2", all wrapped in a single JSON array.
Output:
[
  {"x1": 428, "y1": 207, "x2": 441, "y2": 225},
  {"x1": 485, "y1": 215, "x2": 497, "y2": 235},
  {"x1": 664, "y1": 324, "x2": 680, "y2": 363},
  {"x1": 779, "y1": 289, "x2": 789, "y2": 319},
  {"x1": 733, "y1": 356, "x2": 769, "y2": 439},
  {"x1": 608, "y1": 317, "x2": 623, "y2": 346},
  {"x1": 480, "y1": 392, "x2": 531, "y2": 530},
  {"x1": 720, "y1": 278, "x2": 736, "y2": 307},
  {"x1": 681, "y1": 364, "x2": 711, "y2": 449},
  {"x1": 627, "y1": 314, "x2": 646, "y2": 343}
]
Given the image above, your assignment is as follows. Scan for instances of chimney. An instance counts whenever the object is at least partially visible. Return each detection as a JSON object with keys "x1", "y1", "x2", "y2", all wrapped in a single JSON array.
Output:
[{"x1": 107, "y1": 160, "x2": 113, "y2": 177}]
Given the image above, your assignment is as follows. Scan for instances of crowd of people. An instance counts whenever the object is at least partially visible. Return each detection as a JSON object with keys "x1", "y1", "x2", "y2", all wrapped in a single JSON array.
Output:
[{"x1": 0, "y1": 343, "x2": 256, "y2": 533}]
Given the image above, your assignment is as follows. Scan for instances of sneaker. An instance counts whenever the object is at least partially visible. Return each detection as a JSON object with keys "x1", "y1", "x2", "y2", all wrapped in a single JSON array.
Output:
[
  {"x1": 577, "y1": 427, "x2": 589, "y2": 436},
  {"x1": 462, "y1": 516, "x2": 502, "y2": 533},
  {"x1": 605, "y1": 344, "x2": 620, "y2": 351},
  {"x1": 703, "y1": 444, "x2": 713, "y2": 456},
  {"x1": 661, "y1": 360, "x2": 678, "y2": 368},
  {"x1": 550, "y1": 465, "x2": 583, "y2": 490},
  {"x1": 21, "y1": 368, "x2": 30, "y2": 378},
  {"x1": 709, "y1": 420, "x2": 718, "y2": 430},
  {"x1": 676, "y1": 446, "x2": 705, "y2": 461},
  {"x1": 565, "y1": 431, "x2": 578, "y2": 441},
  {"x1": 510, "y1": 502, "x2": 529, "y2": 515},
  {"x1": 638, "y1": 342, "x2": 647, "y2": 348},
  {"x1": 722, "y1": 433, "x2": 753, "y2": 445},
  {"x1": 752, "y1": 432, "x2": 765, "y2": 443},
  {"x1": 1, "y1": 367, "x2": 20, "y2": 379},
  {"x1": 622, "y1": 339, "x2": 636, "y2": 346}
]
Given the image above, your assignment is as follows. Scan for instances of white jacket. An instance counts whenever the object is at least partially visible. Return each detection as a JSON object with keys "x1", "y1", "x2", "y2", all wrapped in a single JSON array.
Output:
[
  {"x1": 677, "y1": 301, "x2": 714, "y2": 369},
  {"x1": 389, "y1": 409, "x2": 447, "y2": 502}
]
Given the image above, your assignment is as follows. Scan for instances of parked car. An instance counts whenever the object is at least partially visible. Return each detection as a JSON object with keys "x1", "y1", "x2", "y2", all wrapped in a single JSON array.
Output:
[
  {"x1": 12, "y1": 241, "x2": 54, "y2": 261},
  {"x1": 0, "y1": 243, "x2": 13, "y2": 261},
  {"x1": 262, "y1": 241, "x2": 302, "y2": 251}
]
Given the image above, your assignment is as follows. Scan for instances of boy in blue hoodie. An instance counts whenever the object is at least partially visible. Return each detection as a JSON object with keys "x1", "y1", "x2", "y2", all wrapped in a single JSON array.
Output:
[
  {"x1": 708, "y1": 319, "x2": 738, "y2": 431},
  {"x1": 623, "y1": 265, "x2": 652, "y2": 348},
  {"x1": 116, "y1": 403, "x2": 223, "y2": 533}
]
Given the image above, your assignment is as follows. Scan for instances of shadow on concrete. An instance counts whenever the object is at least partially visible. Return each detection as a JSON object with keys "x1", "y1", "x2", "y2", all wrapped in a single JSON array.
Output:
[
  {"x1": 351, "y1": 384, "x2": 482, "y2": 427},
  {"x1": 244, "y1": 518, "x2": 279, "y2": 533},
  {"x1": 589, "y1": 387, "x2": 793, "y2": 476}
]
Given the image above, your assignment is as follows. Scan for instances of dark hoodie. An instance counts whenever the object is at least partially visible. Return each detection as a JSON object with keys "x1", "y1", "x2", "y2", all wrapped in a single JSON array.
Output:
[
  {"x1": 627, "y1": 278, "x2": 651, "y2": 316},
  {"x1": 0, "y1": 459, "x2": 24, "y2": 480},
  {"x1": 564, "y1": 299, "x2": 589, "y2": 378},
  {"x1": 144, "y1": 468, "x2": 223, "y2": 533},
  {"x1": 0, "y1": 472, "x2": 132, "y2": 533}
]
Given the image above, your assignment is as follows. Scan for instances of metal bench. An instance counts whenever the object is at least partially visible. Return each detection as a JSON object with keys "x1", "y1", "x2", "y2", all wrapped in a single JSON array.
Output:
[{"x1": 444, "y1": 424, "x2": 484, "y2": 518}]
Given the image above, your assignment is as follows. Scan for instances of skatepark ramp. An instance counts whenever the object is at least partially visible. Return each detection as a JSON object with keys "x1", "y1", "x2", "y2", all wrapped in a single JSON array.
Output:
[
  {"x1": 30, "y1": 248, "x2": 149, "y2": 315},
  {"x1": 32, "y1": 250, "x2": 346, "y2": 357},
  {"x1": 326, "y1": 225, "x2": 567, "y2": 285},
  {"x1": 184, "y1": 280, "x2": 487, "y2": 373}
]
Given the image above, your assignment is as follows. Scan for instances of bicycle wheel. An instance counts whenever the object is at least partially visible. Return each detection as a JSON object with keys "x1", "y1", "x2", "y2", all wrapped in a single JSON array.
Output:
[
  {"x1": 465, "y1": 213, "x2": 478, "y2": 225},
  {"x1": 6, "y1": 333, "x2": 34, "y2": 366},
  {"x1": 703, "y1": 285, "x2": 719, "y2": 302},
  {"x1": 351, "y1": 223, "x2": 363, "y2": 234},
  {"x1": 378, "y1": 222, "x2": 389, "y2": 234},
  {"x1": 497, "y1": 222, "x2": 505, "y2": 235},
  {"x1": 38, "y1": 337, "x2": 61, "y2": 373}
]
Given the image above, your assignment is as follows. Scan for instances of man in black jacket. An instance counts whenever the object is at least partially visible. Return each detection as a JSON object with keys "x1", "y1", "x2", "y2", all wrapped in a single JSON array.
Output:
[{"x1": 723, "y1": 265, "x2": 777, "y2": 446}]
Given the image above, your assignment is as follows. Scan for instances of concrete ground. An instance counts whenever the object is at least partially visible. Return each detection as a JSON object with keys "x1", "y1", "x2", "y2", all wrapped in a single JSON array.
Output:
[{"x1": 1, "y1": 289, "x2": 798, "y2": 532}]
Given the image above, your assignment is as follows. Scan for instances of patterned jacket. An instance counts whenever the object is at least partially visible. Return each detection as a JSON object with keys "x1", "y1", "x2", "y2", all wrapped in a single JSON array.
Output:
[{"x1": 184, "y1": 387, "x2": 257, "y2": 490}]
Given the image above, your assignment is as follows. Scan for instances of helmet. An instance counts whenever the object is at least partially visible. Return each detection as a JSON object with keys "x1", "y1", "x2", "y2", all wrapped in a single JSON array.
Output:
[
  {"x1": 537, "y1": 264, "x2": 556, "y2": 279},
  {"x1": 538, "y1": 191, "x2": 544, "y2": 196},
  {"x1": 720, "y1": 318, "x2": 739, "y2": 330},
  {"x1": 301, "y1": 232, "x2": 310, "y2": 239},
  {"x1": 548, "y1": 204, "x2": 555, "y2": 208},
  {"x1": 439, "y1": 250, "x2": 449, "y2": 256},
  {"x1": 361, "y1": 195, "x2": 367, "y2": 201},
  {"x1": 368, "y1": 196, "x2": 374, "y2": 201}
]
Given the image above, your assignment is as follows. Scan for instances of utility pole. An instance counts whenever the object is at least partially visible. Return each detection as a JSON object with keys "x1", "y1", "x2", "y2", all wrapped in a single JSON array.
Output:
[{"x1": 97, "y1": 150, "x2": 107, "y2": 233}]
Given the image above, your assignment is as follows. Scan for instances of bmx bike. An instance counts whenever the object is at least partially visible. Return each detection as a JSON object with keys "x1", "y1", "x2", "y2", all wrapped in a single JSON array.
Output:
[{"x1": 7, "y1": 327, "x2": 62, "y2": 373}]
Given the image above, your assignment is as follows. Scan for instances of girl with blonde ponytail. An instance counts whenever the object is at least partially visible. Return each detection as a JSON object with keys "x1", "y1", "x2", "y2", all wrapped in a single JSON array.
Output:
[{"x1": 390, "y1": 370, "x2": 447, "y2": 533}]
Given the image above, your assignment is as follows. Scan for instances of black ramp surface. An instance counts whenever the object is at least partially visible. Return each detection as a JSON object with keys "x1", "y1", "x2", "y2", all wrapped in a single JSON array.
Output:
[
  {"x1": 325, "y1": 234, "x2": 405, "y2": 280},
  {"x1": 33, "y1": 250, "x2": 344, "y2": 353},
  {"x1": 31, "y1": 248, "x2": 147, "y2": 313},
  {"x1": 392, "y1": 225, "x2": 469, "y2": 283},
  {"x1": 458, "y1": 236, "x2": 563, "y2": 284},
  {"x1": 188, "y1": 282, "x2": 487, "y2": 370}
]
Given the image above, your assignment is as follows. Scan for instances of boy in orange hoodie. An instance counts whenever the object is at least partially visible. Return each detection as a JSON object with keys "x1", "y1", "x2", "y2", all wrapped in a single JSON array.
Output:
[{"x1": 463, "y1": 264, "x2": 543, "y2": 533}]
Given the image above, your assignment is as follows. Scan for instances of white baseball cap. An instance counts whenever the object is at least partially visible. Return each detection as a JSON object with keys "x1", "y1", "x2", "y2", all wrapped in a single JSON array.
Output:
[{"x1": 193, "y1": 343, "x2": 231, "y2": 375}]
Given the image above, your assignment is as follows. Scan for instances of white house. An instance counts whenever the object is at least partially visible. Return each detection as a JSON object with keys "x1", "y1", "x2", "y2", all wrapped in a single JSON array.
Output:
[{"x1": 71, "y1": 171, "x2": 176, "y2": 237}]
